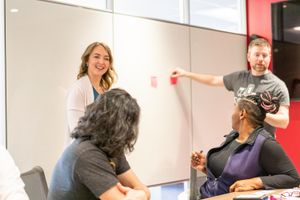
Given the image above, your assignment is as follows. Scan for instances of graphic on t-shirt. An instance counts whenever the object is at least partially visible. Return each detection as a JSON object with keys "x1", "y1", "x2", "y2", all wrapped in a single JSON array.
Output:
[{"x1": 234, "y1": 84, "x2": 256, "y2": 102}]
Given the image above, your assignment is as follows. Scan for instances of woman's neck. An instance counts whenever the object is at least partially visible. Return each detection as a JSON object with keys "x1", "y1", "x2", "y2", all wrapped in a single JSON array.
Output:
[
  {"x1": 236, "y1": 124, "x2": 255, "y2": 143},
  {"x1": 88, "y1": 74, "x2": 104, "y2": 94}
]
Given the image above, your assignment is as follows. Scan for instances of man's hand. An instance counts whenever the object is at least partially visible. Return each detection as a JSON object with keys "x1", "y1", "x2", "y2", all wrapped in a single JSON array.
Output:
[{"x1": 171, "y1": 68, "x2": 187, "y2": 78}]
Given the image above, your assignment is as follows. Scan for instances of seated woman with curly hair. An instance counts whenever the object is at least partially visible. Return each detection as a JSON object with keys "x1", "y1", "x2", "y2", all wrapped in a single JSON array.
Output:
[
  {"x1": 48, "y1": 88, "x2": 150, "y2": 200},
  {"x1": 191, "y1": 91, "x2": 300, "y2": 199}
]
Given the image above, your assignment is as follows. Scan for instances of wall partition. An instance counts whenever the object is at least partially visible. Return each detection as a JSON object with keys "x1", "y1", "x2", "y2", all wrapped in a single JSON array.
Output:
[{"x1": 6, "y1": 0, "x2": 246, "y2": 185}]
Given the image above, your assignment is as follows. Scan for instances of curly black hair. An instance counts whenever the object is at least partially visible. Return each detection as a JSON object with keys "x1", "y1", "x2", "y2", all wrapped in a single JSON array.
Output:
[
  {"x1": 71, "y1": 88, "x2": 140, "y2": 158},
  {"x1": 238, "y1": 91, "x2": 280, "y2": 127}
]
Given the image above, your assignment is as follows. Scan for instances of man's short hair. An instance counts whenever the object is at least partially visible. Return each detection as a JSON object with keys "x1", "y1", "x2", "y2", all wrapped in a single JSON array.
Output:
[{"x1": 248, "y1": 38, "x2": 271, "y2": 53}]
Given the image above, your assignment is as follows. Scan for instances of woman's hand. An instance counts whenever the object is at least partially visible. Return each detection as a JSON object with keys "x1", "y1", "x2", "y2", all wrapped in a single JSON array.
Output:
[
  {"x1": 191, "y1": 151, "x2": 206, "y2": 174},
  {"x1": 229, "y1": 178, "x2": 263, "y2": 192},
  {"x1": 117, "y1": 183, "x2": 147, "y2": 200}
]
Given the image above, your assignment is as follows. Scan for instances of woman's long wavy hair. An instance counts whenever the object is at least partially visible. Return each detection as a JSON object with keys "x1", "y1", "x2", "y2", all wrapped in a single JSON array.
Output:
[
  {"x1": 71, "y1": 88, "x2": 140, "y2": 158},
  {"x1": 77, "y1": 42, "x2": 117, "y2": 90},
  {"x1": 238, "y1": 91, "x2": 280, "y2": 128}
]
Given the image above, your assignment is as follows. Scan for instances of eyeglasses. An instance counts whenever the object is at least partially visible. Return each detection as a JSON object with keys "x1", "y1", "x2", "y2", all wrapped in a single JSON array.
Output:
[{"x1": 280, "y1": 188, "x2": 300, "y2": 198}]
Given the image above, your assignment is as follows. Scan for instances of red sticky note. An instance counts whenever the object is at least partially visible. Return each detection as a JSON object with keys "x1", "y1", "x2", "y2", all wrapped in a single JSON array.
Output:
[
  {"x1": 170, "y1": 76, "x2": 177, "y2": 85},
  {"x1": 151, "y1": 76, "x2": 157, "y2": 88}
]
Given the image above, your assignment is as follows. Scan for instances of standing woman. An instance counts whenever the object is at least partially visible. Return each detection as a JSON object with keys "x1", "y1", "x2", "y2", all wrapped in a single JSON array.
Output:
[{"x1": 66, "y1": 42, "x2": 117, "y2": 136}]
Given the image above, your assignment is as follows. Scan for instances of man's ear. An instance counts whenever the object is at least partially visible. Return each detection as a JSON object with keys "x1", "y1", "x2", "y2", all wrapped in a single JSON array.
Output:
[{"x1": 247, "y1": 52, "x2": 250, "y2": 62}]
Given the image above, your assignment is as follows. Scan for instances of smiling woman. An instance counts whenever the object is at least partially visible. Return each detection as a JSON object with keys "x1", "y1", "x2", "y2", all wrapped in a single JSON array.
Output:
[{"x1": 66, "y1": 42, "x2": 117, "y2": 144}]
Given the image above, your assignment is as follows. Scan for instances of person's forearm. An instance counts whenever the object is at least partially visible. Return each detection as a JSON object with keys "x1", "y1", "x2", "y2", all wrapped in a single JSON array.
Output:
[
  {"x1": 118, "y1": 170, "x2": 150, "y2": 200},
  {"x1": 184, "y1": 72, "x2": 224, "y2": 86},
  {"x1": 265, "y1": 113, "x2": 289, "y2": 128},
  {"x1": 261, "y1": 174, "x2": 300, "y2": 189},
  {"x1": 133, "y1": 186, "x2": 150, "y2": 200},
  {"x1": 123, "y1": 189, "x2": 147, "y2": 200}
]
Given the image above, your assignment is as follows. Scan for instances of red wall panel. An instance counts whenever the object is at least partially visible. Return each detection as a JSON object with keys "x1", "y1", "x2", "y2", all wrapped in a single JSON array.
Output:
[
  {"x1": 246, "y1": 0, "x2": 300, "y2": 172},
  {"x1": 277, "y1": 103, "x2": 300, "y2": 172}
]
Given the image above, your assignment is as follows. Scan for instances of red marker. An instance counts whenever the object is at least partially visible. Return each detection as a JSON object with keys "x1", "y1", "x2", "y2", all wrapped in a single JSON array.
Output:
[
  {"x1": 170, "y1": 76, "x2": 177, "y2": 85},
  {"x1": 151, "y1": 76, "x2": 157, "y2": 88}
]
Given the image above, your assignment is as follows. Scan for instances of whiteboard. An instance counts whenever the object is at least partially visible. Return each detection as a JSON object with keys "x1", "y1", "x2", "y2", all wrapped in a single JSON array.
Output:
[
  {"x1": 6, "y1": 0, "x2": 246, "y2": 186},
  {"x1": 6, "y1": 0, "x2": 113, "y2": 182},
  {"x1": 113, "y1": 14, "x2": 192, "y2": 185},
  {"x1": 190, "y1": 28, "x2": 247, "y2": 153}
]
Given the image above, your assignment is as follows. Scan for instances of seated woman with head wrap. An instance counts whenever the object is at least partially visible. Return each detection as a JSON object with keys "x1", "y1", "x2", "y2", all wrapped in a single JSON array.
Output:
[{"x1": 191, "y1": 91, "x2": 300, "y2": 199}]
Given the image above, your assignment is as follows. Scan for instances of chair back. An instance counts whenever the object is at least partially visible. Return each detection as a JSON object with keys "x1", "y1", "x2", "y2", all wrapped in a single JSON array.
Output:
[{"x1": 21, "y1": 166, "x2": 48, "y2": 200}]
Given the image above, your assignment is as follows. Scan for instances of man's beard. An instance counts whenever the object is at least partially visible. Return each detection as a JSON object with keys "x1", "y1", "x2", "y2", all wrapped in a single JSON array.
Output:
[{"x1": 253, "y1": 64, "x2": 267, "y2": 72}]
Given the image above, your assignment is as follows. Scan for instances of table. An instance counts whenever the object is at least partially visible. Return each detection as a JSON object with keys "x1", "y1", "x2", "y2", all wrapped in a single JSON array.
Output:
[{"x1": 204, "y1": 189, "x2": 285, "y2": 200}]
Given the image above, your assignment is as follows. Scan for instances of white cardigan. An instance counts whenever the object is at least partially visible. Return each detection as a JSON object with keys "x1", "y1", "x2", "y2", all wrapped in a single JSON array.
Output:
[
  {"x1": 0, "y1": 145, "x2": 29, "y2": 200},
  {"x1": 66, "y1": 75, "x2": 94, "y2": 135}
]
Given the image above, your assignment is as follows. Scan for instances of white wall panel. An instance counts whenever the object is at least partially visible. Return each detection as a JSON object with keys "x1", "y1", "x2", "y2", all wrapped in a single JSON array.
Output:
[
  {"x1": 6, "y1": 0, "x2": 113, "y2": 181},
  {"x1": 190, "y1": 28, "x2": 247, "y2": 153},
  {"x1": 113, "y1": 15, "x2": 192, "y2": 185}
]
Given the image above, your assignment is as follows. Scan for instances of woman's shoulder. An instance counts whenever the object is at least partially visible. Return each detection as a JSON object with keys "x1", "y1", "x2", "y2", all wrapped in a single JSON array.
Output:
[
  {"x1": 258, "y1": 128, "x2": 274, "y2": 140},
  {"x1": 71, "y1": 140, "x2": 106, "y2": 159},
  {"x1": 67, "y1": 75, "x2": 94, "y2": 106},
  {"x1": 73, "y1": 75, "x2": 91, "y2": 87},
  {"x1": 68, "y1": 75, "x2": 92, "y2": 93}
]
